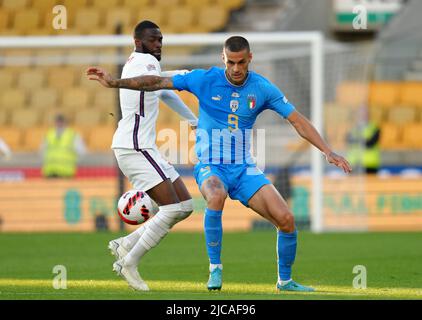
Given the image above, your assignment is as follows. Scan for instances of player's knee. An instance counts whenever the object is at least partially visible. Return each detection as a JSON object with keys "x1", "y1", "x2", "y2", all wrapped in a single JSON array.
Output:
[
  {"x1": 276, "y1": 211, "x2": 295, "y2": 232},
  {"x1": 206, "y1": 190, "x2": 227, "y2": 210}
]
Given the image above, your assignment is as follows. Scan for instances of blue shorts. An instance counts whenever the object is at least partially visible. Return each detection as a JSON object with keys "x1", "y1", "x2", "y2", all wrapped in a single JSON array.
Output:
[{"x1": 194, "y1": 162, "x2": 271, "y2": 207}]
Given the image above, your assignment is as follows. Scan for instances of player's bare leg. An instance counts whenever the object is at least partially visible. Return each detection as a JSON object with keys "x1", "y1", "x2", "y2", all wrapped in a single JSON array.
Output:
[
  {"x1": 200, "y1": 176, "x2": 228, "y2": 290},
  {"x1": 248, "y1": 184, "x2": 314, "y2": 292}
]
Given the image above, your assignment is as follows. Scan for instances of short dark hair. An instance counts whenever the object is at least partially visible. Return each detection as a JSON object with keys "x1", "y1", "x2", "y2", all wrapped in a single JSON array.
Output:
[
  {"x1": 224, "y1": 36, "x2": 250, "y2": 52},
  {"x1": 134, "y1": 20, "x2": 160, "y2": 39}
]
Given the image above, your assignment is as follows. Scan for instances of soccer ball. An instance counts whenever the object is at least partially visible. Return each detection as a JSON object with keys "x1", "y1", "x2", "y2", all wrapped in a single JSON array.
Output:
[{"x1": 117, "y1": 190, "x2": 154, "y2": 225}]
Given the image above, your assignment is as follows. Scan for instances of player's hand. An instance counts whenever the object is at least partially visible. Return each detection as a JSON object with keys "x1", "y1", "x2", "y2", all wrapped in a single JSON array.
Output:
[
  {"x1": 325, "y1": 151, "x2": 352, "y2": 174},
  {"x1": 86, "y1": 67, "x2": 116, "y2": 88}
]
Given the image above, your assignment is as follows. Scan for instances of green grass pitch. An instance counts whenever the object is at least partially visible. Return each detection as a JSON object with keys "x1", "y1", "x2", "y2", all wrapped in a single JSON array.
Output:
[{"x1": 0, "y1": 231, "x2": 421, "y2": 300}]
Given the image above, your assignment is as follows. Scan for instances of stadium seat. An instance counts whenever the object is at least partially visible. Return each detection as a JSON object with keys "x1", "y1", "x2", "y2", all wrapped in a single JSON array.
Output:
[
  {"x1": 0, "y1": 110, "x2": 9, "y2": 126},
  {"x1": 369, "y1": 82, "x2": 400, "y2": 108},
  {"x1": 91, "y1": 0, "x2": 121, "y2": 9},
  {"x1": 105, "y1": 8, "x2": 132, "y2": 33},
  {"x1": 73, "y1": 9, "x2": 102, "y2": 34},
  {"x1": 74, "y1": 109, "x2": 104, "y2": 127},
  {"x1": 1, "y1": 0, "x2": 30, "y2": 10},
  {"x1": 29, "y1": 88, "x2": 60, "y2": 111},
  {"x1": 154, "y1": 0, "x2": 181, "y2": 7},
  {"x1": 216, "y1": 0, "x2": 245, "y2": 10},
  {"x1": 0, "y1": 9, "x2": 10, "y2": 31},
  {"x1": 92, "y1": 89, "x2": 117, "y2": 109},
  {"x1": 17, "y1": 69, "x2": 46, "y2": 91},
  {"x1": 167, "y1": 6, "x2": 195, "y2": 33},
  {"x1": 1, "y1": 89, "x2": 27, "y2": 109},
  {"x1": 21, "y1": 126, "x2": 48, "y2": 152},
  {"x1": 61, "y1": 0, "x2": 89, "y2": 15},
  {"x1": 402, "y1": 124, "x2": 422, "y2": 149},
  {"x1": 12, "y1": 10, "x2": 41, "y2": 35},
  {"x1": 134, "y1": 8, "x2": 164, "y2": 27},
  {"x1": 387, "y1": 106, "x2": 417, "y2": 125},
  {"x1": 197, "y1": 5, "x2": 229, "y2": 31},
  {"x1": 86, "y1": 125, "x2": 115, "y2": 151},
  {"x1": 399, "y1": 82, "x2": 422, "y2": 107},
  {"x1": 47, "y1": 67, "x2": 76, "y2": 89},
  {"x1": 0, "y1": 127, "x2": 23, "y2": 152},
  {"x1": 0, "y1": 69, "x2": 16, "y2": 88},
  {"x1": 2, "y1": 49, "x2": 35, "y2": 67},
  {"x1": 10, "y1": 108, "x2": 40, "y2": 129},
  {"x1": 379, "y1": 123, "x2": 402, "y2": 150},
  {"x1": 61, "y1": 87, "x2": 91, "y2": 110},
  {"x1": 336, "y1": 82, "x2": 368, "y2": 108},
  {"x1": 368, "y1": 106, "x2": 385, "y2": 124},
  {"x1": 31, "y1": 0, "x2": 59, "y2": 13},
  {"x1": 122, "y1": 0, "x2": 150, "y2": 11}
]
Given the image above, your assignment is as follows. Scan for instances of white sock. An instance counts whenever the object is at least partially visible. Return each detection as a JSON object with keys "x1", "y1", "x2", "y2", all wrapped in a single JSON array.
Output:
[
  {"x1": 278, "y1": 278, "x2": 292, "y2": 286},
  {"x1": 209, "y1": 264, "x2": 223, "y2": 272},
  {"x1": 122, "y1": 223, "x2": 148, "y2": 250},
  {"x1": 123, "y1": 203, "x2": 183, "y2": 266}
]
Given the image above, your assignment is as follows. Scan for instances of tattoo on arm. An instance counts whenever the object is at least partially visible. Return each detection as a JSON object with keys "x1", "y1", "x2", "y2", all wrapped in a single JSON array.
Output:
[{"x1": 114, "y1": 76, "x2": 174, "y2": 91}]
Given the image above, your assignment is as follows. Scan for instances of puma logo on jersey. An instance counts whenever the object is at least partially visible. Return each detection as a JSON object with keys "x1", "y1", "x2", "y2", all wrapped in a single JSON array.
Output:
[{"x1": 212, "y1": 95, "x2": 222, "y2": 101}]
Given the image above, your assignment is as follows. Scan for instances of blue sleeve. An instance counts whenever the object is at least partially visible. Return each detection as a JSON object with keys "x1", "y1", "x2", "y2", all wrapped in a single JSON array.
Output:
[
  {"x1": 264, "y1": 83, "x2": 295, "y2": 118},
  {"x1": 172, "y1": 69, "x2": 206, "y2": 96}
]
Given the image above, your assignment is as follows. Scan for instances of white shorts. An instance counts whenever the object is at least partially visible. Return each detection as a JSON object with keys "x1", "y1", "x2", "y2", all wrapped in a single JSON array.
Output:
[{"x1": 113, "y1": 148, "x2": 180, "y2": 192}]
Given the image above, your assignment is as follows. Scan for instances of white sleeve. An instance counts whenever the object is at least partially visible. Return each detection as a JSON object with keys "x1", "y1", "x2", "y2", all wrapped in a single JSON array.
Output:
[
  {"x1": 160, "y1": 69, "x2": 190, "y2": 77},
  {"x1": 158, "y1": 90, "x2": 198, "y2": 126},
  {"x1": 74, "y1": 134, "x2": 87, "y2": 157}
]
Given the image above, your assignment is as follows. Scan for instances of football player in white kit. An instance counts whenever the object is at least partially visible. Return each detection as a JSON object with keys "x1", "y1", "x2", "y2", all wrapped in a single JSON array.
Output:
[{"x1": 106, "y1": 21, "x2": 197, "y2": 291}]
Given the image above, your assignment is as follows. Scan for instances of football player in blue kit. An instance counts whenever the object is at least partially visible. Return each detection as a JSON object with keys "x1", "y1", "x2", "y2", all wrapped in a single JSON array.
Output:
[{"x1": 87, "y1": 36, "x2": 352, "y2": 292}]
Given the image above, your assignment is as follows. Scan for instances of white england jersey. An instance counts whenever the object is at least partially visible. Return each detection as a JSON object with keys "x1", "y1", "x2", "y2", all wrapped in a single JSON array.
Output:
[{"x1": 111, "y1": 52, "x2": 161, "y2": 150}]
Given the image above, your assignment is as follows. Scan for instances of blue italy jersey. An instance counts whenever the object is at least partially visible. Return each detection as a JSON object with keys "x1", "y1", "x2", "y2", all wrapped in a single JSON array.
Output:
[{"x1": 172, "y1": 67, "x2": 295, "y2": 164}]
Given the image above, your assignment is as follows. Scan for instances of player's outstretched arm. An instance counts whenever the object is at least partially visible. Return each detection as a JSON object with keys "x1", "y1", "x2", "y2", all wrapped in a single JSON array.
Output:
[
  {"x1": 287, "y1": 110, "x2": 352, "y2": 173},
  {"x1": 86, "y1": 67, "x2": 175, "y2": 91}
]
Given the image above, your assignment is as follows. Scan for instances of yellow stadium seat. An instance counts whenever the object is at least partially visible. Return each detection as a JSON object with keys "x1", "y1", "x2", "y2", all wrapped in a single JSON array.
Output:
[
  {"x1": 74, "y1": 109, "x2": 104, "y2": 127},
  {"x1": 399, "y1": 82, "x2": 422, "y2": 107},
  {"x1": 61, "y1": 0, "x2": 89, "y2": 15},
  {"x1": 31, "y1": 0, "x2": 59, "y2": 13},
  {"x1": 369, "y1": 82, "x2": 400, "y2": 108},
  {"x1": 0, "y1": 110, "x2": 10, "y2": 126},
  {"x1": 73, "y1": 9, "x2": 102, "y2": 34},
  {"x1": 402, "y1": 124, "x2": 422, "y2": 149},
  {"x1": 134, "y1": 8, "x2": 164, "y2": 27},
  {"x1": 380, "y1": 123, "x2": 402, "y2": 150},
  {"x1": 2, "y1": 50, "x2": 35, "y2": 67},
  {"x1": 0, "y1": 69, "x2": 16, "y2": 88},
  {"x1": 167, "y1": 6, "x2": 195, "y2": 33},
  {"x1": 105, "y1": 8, "x2": 132, "y2": 33},
  {"x1": 336, "y1": 82, "x2": 368, "y2": 108},
  {"x1": 1, "y1": 0, "x2": 30, "y2": 10},
  {"x1": 0, "y1": 127, "x2": 23, "y2": 152},
  {"x1": 91, "y1": 0, "x2": 121, "y2": 9},
  {"x1": 197, "y1": 5, "x2": 229, "y2": 31},
  {"x1": 61, "y1": 88, "x2": 91, "y2": 110},
  {"x1": 0, "y1": 9, "x2": 10, "y2": 31},
  {"x1": 1, "y1": 89, "x2": 27, "y2": 109},
  {"x1": 216, "y1": 0, "x2": 245, "y2": 10},
  {"x1": 154, "y1": 0, "x2": 181, "y2": 7},
  {"x1": 12, "y1": 10, "x2": 41, "y2": 35},
  {"x1": 92, "y1": 89, "x2": 117, "y2": 109},
  {"x1": 47, "y1": 67, "x2": 76, "y2": 89},
  {"x1": 17, "y1": 69, "x2": 46, "y2": 91},
  {"x1": 122, "y1": 0, "x2": 150, "y2": 9},
  {"x1": 86, "y1": 125, "x2": 115, "y2": 151},
  {"x1": 22, "y1": 126, "x2": 48, "y2": 152},
  {"x1": 368, "y1": 106, "x2": 385, "y2": 124},
  {"x1": 387, "y1": 106, "x2": 417, "y2": 125},
  {"x1": 10, "y1": 108, "x2": 40, "y2": 129},
  {"x1": 185, "y1": 0, "x2": 211, "y2": 7},
  {"x1": 30, "y1": 88, "x2": 60, "y2": 110}
]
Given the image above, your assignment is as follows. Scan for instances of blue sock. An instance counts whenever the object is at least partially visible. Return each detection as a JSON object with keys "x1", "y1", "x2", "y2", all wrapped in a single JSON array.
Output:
[
  {"x1": 277, "y1": 229, "x2": 297, "y2": 281},
  {"x1": 204, "y1": 208, "x2": 223, "y2": 264}
]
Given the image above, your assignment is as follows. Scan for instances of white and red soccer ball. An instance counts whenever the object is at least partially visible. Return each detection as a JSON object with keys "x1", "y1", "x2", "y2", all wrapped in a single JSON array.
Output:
[{"x1": 117, "y1": 190, "x2": 154, "y2": 225}]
